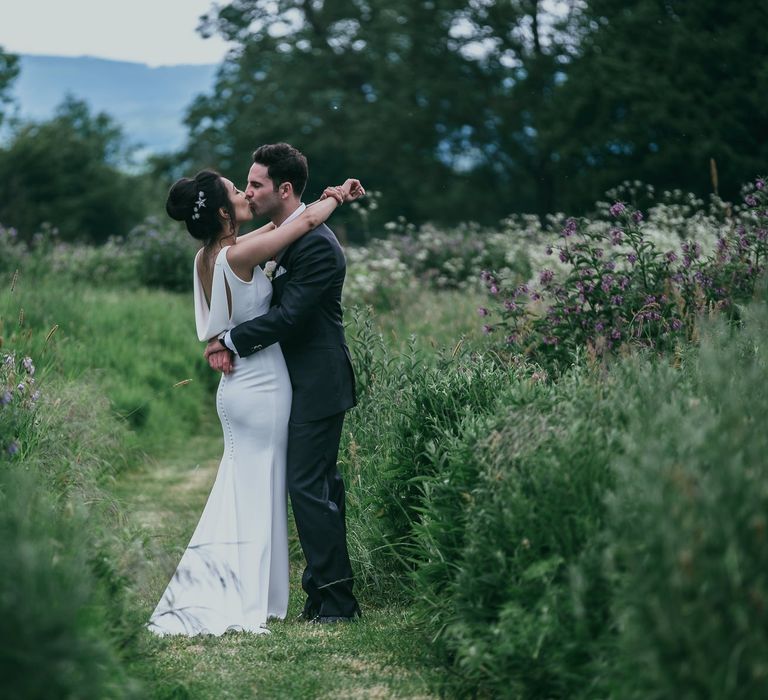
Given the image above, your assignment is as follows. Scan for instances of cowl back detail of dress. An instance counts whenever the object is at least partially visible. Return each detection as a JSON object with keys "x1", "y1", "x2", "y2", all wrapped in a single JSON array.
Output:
[{"x1": 147, "y1": 246, "x2": 291, "y2": 637}]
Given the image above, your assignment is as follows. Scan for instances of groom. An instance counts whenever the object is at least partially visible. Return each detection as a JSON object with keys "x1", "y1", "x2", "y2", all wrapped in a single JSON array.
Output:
[{"x1": 204, "y1": 143, "x2": 361, "y2": 623}]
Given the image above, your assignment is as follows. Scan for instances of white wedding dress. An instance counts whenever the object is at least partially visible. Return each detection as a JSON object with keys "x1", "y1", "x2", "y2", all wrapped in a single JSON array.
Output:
[{"x1": 148, "y1": 247, "x2": 291, "y2": 636}]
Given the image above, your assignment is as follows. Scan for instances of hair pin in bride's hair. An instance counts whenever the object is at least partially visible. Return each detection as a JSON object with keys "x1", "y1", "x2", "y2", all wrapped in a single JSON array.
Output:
[{"x1": 192, "y1": 191, "x2": 207, "y2": 220}]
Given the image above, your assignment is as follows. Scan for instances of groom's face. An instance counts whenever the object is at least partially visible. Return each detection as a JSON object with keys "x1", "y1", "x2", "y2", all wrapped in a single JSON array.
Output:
[{"x1": 245, "y1": 162, "x2": 281, "y2": 218}]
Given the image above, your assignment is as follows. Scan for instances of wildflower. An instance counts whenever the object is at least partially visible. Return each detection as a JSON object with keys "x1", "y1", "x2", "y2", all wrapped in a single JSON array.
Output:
[
  {"x1": 665, "y1": 251, "x2": 677, "y2": 263},
  {"x1": 627, "y1": 253, "x2": 638, "y2": 264},
  {"x1": 559, "y1": 249, "x2": 570, "y2": 263},
  {"x1": 22, "y1": 357, "x2": 35, "y2": 376},
  {"x1": 671, "y1": 318, "x2": 683, "y2": 331},
  {"x1": 757, "y1": 179, "x2": 765, "y2": 190},
  {"x1": 610, "y1": 228, "x2": 623, "y2": 245},
  {"x1": 31, "y1": 390, "x2": 40, "y2": 402},
  {"x1": 611, "y1": 295, "x2": 624, "y2": 305},
  {"x1": 477, "y1": 307, "x2": 489, "y2": 317},
  {"x1": 611, "y1": 329, "x2": 622, "y2": 340},
  {"x1": 561, "y1": 218, "x2": 577, "y2": 237},
  {"x1": 605, "y1": 261, "x2": 616, "y2": 271},
  {"x1": 1, "y1": 391, "x2": 11, "y2": 406},
  {"x1": 632, "y1": 210, "x2": 644, "y2": 223},
  {"x1": 505, "y1": 335, "x2": 518, "y2": 345},
  {"x1": 6, "y1": 441, "x2": 20, "y2": 457},
  {"x1": 16, "y1": 382, "x2": 25, "y2": 394},
  {"x1": 609, "y1": 202, "x2": 626, "y2": 217},
  {"x1": 745, "y1": 194, "x2": 758, "y2": 207},
  {"x1": 594, "y1": 248, "x2": 604, "y2": 258},
  {"x1": 504, "y1": 300, "x2": 517, "y2": 311},
  {"x1": 595, "y1": 321, "x2": 605, "y2": 332},
  {"x1": 482, "y1": 324, "x2": 493, "y2": 334},
  {"x1": 489, "y1": 285, "x2": 499, "y2": 295},
  {"x1": 539, "y1": 269, "x2": 554, "y2": 285}
]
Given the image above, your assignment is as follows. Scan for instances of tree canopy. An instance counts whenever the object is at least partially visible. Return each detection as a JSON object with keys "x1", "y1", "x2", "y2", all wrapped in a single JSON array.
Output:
[
  {"x1": 0, "y1": 96, "x2": 147, "y2": 242},
  {"x1": 173, "y1": 0, "x2": 767, "y2": 233}
]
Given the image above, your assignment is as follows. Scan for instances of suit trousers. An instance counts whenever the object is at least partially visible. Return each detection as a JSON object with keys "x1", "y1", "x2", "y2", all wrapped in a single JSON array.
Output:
[{"x1": 286, "y1": 410, "x2": 358, "y2": 617}]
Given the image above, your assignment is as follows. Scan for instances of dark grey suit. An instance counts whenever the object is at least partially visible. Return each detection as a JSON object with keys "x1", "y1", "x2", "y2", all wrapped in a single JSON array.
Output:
[{"x1": 230, "y1": 223, "x2": 359, "y2": 617}]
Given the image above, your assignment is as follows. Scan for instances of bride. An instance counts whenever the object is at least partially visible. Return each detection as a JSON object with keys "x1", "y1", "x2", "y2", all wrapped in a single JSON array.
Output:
[{"x1": 147, "y1": 170, "x2": 362, "y2": 636}]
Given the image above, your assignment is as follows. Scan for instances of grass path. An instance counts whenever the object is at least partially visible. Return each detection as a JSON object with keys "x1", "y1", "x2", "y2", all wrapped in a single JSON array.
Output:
[{"x1": 114, "y1": 431, "x2": 442, "y2": 699}]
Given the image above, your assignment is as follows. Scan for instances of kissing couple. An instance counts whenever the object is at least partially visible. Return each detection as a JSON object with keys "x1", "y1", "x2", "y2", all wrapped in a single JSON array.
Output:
[{"x1": 148, "y1": 143, "x2": 364, "y2": 635}]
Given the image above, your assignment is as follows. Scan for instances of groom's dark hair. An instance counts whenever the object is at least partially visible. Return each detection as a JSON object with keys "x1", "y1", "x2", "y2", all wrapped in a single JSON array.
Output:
[{"x1": 253, "y1": 143, "x2": 308, "y2": 197}]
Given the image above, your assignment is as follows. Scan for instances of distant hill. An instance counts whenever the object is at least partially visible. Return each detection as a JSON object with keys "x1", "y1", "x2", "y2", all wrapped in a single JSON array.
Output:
[{"x1": 9, "y1": 54, "x2": 218, "y2": 156}]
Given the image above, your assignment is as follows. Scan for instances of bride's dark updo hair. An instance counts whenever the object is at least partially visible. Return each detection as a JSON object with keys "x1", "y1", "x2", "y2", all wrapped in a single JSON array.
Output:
[{"x1": 165, "y1": 169, "x2": 236, "y2": 247}]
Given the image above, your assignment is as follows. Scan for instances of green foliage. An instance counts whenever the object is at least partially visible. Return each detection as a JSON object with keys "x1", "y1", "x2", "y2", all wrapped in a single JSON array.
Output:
[
  {"x1": 553, "y1": 0, "x2": 768, "y2": 211},
  {"x1": 0, "y1": 45, "x2": 19, "y2": 126},
  {"x1": 482, "y1": 176, "x2": 768, "y2": 371},
  {"x1": 605, "y1": 289, "x2": 768, "y2": 698},
  {"x1": 0, "y1": 96, "x2": 148, "y2": 243}
]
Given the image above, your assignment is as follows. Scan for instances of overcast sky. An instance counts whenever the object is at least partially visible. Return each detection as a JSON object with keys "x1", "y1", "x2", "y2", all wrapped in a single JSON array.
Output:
[{"x1": 0, "y1": 0, "x2": 232, "y2": 66}]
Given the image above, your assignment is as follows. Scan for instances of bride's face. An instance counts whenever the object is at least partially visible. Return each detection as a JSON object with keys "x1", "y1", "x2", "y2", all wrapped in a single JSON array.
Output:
[{"x1": 222, "y1": 178, "x2": 253, "y2": 224}]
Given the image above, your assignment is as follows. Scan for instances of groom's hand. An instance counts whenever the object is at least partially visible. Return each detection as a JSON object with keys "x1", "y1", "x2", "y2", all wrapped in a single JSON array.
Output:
[
  {"x1": 204, "y1": 339, "x2": 234, "y2": 374},
  {"x1": 207, "y1": 349, "x2": 234, "y2": 374}
]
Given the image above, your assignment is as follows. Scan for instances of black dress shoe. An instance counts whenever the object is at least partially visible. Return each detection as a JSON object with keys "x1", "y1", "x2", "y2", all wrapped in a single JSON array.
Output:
[{"x1": 309, "y1": 614, "x2": 358, "y2": 625}]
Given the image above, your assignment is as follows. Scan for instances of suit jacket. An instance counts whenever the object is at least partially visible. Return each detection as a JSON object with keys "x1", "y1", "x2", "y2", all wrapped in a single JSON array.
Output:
[{"x1": 229, "y1": 223, "x2": 357, "y2": 423}]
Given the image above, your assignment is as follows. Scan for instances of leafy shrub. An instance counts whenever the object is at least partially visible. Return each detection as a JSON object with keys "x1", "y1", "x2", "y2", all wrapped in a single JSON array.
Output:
[
  {"x1": 481, "y1": 176, "x2": 768, "y2": 370},
  {"x1": 605, "y1": 285, "x2": 768, "y2": 698}
]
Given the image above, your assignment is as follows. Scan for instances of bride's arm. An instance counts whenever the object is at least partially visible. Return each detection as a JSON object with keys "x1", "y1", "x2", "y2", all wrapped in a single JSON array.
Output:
[
  {"x1": 225, "y1": 179, "x2": 363, "y2": 272},
  {"x1": 226, "y1": 196, "x2": 339, "y2": 273},
  {"x1": 235, "y1": 220, "x2": 277, "y2": 243}
]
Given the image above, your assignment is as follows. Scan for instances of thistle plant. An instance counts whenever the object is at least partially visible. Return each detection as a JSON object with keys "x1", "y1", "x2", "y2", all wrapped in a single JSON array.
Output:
[
  {"x1": 480, "y1": 176, "x2": 768, "y2": 368},
  {"x1": 0, "y1": 351, "x2": 41, "y2": 460}
]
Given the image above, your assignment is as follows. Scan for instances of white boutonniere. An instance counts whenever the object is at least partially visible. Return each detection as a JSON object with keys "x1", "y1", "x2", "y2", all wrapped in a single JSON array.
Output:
[{"x1": 264, "y1": 260, "x2": 278, "y2": 281}]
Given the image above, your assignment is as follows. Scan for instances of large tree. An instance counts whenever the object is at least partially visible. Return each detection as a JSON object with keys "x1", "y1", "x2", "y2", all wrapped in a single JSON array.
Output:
[
  {"x1": 178, "y1": 0, "x2": 580, "y2": 229},
  {"x1": 0, "y1": 96, "x2": 146, "y2": 242},
  {"x1": 551, "y1": 0, "x2": 768, "y2": 209},
  {"x1": 0, "y1": 45, "x2": 19, "y2": 126}
]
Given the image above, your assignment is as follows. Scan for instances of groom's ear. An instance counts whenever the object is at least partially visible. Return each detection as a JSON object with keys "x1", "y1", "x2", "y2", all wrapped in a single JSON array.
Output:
[{"x1": 279, "y1": 182, "x2": 293, "y2": 199}]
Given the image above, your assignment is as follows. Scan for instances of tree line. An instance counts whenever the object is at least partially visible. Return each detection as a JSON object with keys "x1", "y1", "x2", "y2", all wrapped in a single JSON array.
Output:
[{"x1": 1, "y1": 0, "x2": 767, "y2": 242}]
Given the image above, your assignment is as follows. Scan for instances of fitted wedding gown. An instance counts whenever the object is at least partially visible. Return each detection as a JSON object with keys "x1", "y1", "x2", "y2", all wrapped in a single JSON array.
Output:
[{"x1": 147, "y1": 247, "x2": 291, "y2": 636}]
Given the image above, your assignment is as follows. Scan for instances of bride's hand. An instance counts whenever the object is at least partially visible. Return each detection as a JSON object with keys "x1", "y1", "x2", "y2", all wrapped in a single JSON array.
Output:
[{"x1": 341, "y1": 178, "x2": 365, "y2": 202}]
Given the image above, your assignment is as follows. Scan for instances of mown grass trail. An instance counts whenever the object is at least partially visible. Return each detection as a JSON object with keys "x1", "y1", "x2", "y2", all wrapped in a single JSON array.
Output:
[{"x1": 115, "y1": 429, "x2": 442, "y2": 699}]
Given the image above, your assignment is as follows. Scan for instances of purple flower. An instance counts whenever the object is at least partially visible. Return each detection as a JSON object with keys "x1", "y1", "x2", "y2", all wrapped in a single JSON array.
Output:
[
  {"x1": 561, "y1": 218, "x2": 578, "y2": 237},
  {"x1": 31, "y1": 390, "x2": 40, "y2": 403},
  {"x1": 1, "y1": 391, "x2": 11, "y2": 406},
  {"x1": 610, "y1": 228, "x2": 624, "y2": 245},
  {"x1": 746, "y1": 194, "x2": 758, "y2": 207},
  {"x1": 671, "y1": 318, "x2": 683, "y2": 331},
  {"x1": 16, "y1": 382, "x2": 25, "y2": 394},
  {"x1": 757, "y1": 179, "x2": 765, "y2": 190},
  {"x1": 505, "y1": 335, "x2": 518, "y2": 345},
  {"x1": 559, "y1": 249, "x2": 570, "y2": 263},
  {"x1": 594, "y1": 248, "x2": 604, "y2": 258},
  {"x1": 530, "y1": 292, "x2": 541, "y2": 301},
  {"x1": 480, "y1": 270, "x2": 491, "y2": 282},
  {"x1": 619, "y1": 276, "x2": 630, "y2": 290},
  {"x1": 632, "y1": 210, "x2": 644, "y2": 223},
  {"x1": 489, "y1": 285, "x2": 499, "y2": 295},
  {"x1": 611, "y1": 295, "x2": 624, "y2": 305},
  {"x1": 22, "y1": 357, "x2": 35, "y2": 376},
  {"x1": 611, "y1": 329, "x2": 622, "y2": 340},
  {"x1": 6, "y1": 441, "x2": 20, "y2": 457},
  {"x1": 539, "y1": 269, "x2": 554, "y2": 285},
  {"x1": 601, "y1": 277, "x2": 613, "y2": 293},
  {"x1": 482, "y1": 324, "x2": 493, "y2": 334},
  {"x1": 627, "y1": 253, "x2": 638, "y2": 264},
  {"x1": 504, "y1": 299, "x2": 517, "y2": 311},
  {"x1": 477, "y1": 307, "x2": 489, "y2": 317},
  {"x1": 609, "y1": 202, "x2": 626, "y2": 217},
  {"x1": 665, "y1": 251, "x2": 677, "y2": 263},
  {"x1": 595, "y1": 322, "x2": 605, "y2": 332}
]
